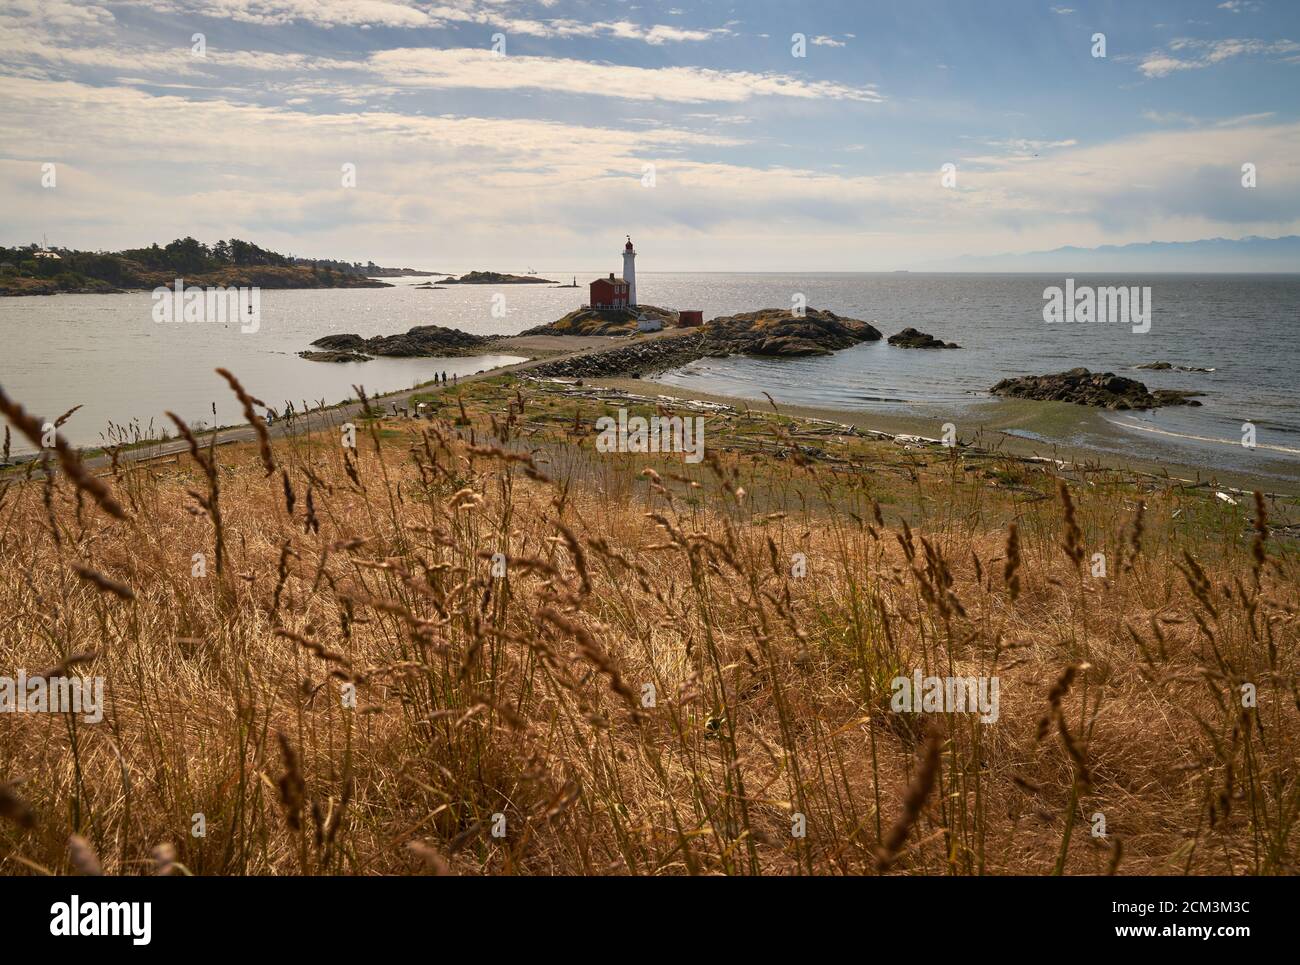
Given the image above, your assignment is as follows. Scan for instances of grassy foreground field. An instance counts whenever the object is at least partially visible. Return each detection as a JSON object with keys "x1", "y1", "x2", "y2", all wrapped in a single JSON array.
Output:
[{"x1": 1, "y1": 373, "x2": 1297, "y2": 876}]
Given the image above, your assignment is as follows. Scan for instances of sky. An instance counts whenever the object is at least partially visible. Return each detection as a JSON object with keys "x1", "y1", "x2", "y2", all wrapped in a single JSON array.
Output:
[{"x1": 1, "y1": 0, "x2": 1298, "y2": 271}]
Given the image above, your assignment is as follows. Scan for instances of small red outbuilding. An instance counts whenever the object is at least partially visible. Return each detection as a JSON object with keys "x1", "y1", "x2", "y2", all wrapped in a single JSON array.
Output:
[{"x1": 589, "y1": 273, "x2": 629, "y2": 310}]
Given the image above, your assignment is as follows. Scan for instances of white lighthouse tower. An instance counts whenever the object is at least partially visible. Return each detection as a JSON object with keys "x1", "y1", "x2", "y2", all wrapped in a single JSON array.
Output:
[{"x1": 622, "y1": 235, "x2": 637, "y2": 307}]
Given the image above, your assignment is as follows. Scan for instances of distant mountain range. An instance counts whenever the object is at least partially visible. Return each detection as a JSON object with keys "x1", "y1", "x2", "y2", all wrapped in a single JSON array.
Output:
[{"x1": 927, "y1": 235, "x2": 1300, "y2": 273}]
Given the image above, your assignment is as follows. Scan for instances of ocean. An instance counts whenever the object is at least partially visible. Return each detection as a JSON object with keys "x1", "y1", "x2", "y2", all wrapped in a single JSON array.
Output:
[{"x1": 1, "y1": 272, "x2": 1296, "y2": 479}]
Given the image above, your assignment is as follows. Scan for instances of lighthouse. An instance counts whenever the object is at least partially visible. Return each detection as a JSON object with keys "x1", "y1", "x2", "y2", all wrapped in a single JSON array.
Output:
[{"x1": 622, "y1": 235, "x2": 637, "y2": 307}]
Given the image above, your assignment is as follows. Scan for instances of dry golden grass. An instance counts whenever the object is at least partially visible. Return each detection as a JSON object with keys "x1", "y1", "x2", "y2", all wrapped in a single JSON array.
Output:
[{"x1": 0, "y1": 375, "x2": 1296, "y2": 875}]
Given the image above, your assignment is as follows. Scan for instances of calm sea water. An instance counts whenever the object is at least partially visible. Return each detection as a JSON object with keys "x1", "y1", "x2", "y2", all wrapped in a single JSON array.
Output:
[
  {"x1": 0, "y1": 276, "x2": 532, "y2": 455},
  {"x1": 1, "y1": 273, "x2": 1297, "y2": 477},
  {"x1": 648, "y1": 272, "x2": 1300, "y2": 479}
]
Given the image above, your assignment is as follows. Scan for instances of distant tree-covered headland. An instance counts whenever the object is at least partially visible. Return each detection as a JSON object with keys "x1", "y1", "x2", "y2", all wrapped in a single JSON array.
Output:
[{"x1": 0, "y1": 237, "x2": 437, "y2": 296}]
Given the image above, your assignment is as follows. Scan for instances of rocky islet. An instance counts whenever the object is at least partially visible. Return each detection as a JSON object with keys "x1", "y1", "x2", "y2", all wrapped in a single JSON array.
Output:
[
  {"x1": 990, "y1": 367, "x2": 1203, "y2": 409},
  {"x1": 887, "y1": 327, "x2": 960, "y2": 349}
]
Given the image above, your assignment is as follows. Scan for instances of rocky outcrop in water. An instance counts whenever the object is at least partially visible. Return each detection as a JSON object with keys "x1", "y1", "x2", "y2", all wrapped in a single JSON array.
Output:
[
  {"x1": 298, "y1": 350, "x2": 372, "y2": 362},
  {"x1": 888, "y1": 327, "x2": 960, "y2": 349},
  {"x1": 440, "y1": 271, "x2": 556, "y2": 284},
  {"x1": 364, "y1": 267, "x2": 441, "y2": 278},
  {"x1": 991, "y1": 368, "x2": 1202, "y2": 409},
  {"x1": 522, "y1": 305, "x2": 678, "y2": 336},
  {"x1": 707, "y1": 309, "x2": 881, "y2": 357},
  {"x1": 304, "y1": 325, "x2": 488, "y2": 359},
  {"x1": 530, "y1": 308, "x2": 881, "y2": 378},
  {"x1": 1136, "y1": 361, "x2": 1215, "y2": 373},
  {"x1": 1150, "y1": 390, "x2": 1204, "y2": 406}
]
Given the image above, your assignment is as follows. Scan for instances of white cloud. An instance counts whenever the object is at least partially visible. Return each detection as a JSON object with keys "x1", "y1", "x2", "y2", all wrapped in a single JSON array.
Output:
[
  {"x1": 1142, "y1": 109, "x2": 1201, "y2": 125},
  {"x1": 1139, "y1": 37, "x2": 1300, "y2": 76},
  {"x1": 2, "y1": 77, "x2": 1296, "y2": 268},
  {"x1": 810, "y1": 36, "x2": 846, "y2": 48},
  {"x1": 1142, "y1": 109, "x2": 1277, "y2": 127},
  {"x1": 970, "y1": 136, "x2": 1079, "y2": 156},
  {"x1": 0, "y1": 4, "x2": 745, "y2": 100},
  {"x1": 115, "y1": 0, "x2": 732, "y2": 43},
  {"x1": 125, "y1": 0, "x2": 441, "y2": 28},
  {"x1": 3, "y1": 0, "x2": 114, "y2": 29},
  {"x1": 593, "y1": 21, "x2": 728, "y2": 44},
  {"x1": 683, "y1": 112, "x2": 752, "y2": 125},
  {"x1": 366, "y1": 48, "x2": 882, "y2": 103},
  {"x1": 0, "y1": 32, "x2": 362, "y2": 76},
  {"x1": 2, "y1": 4, "x2": 1297, "y2": 269}
]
